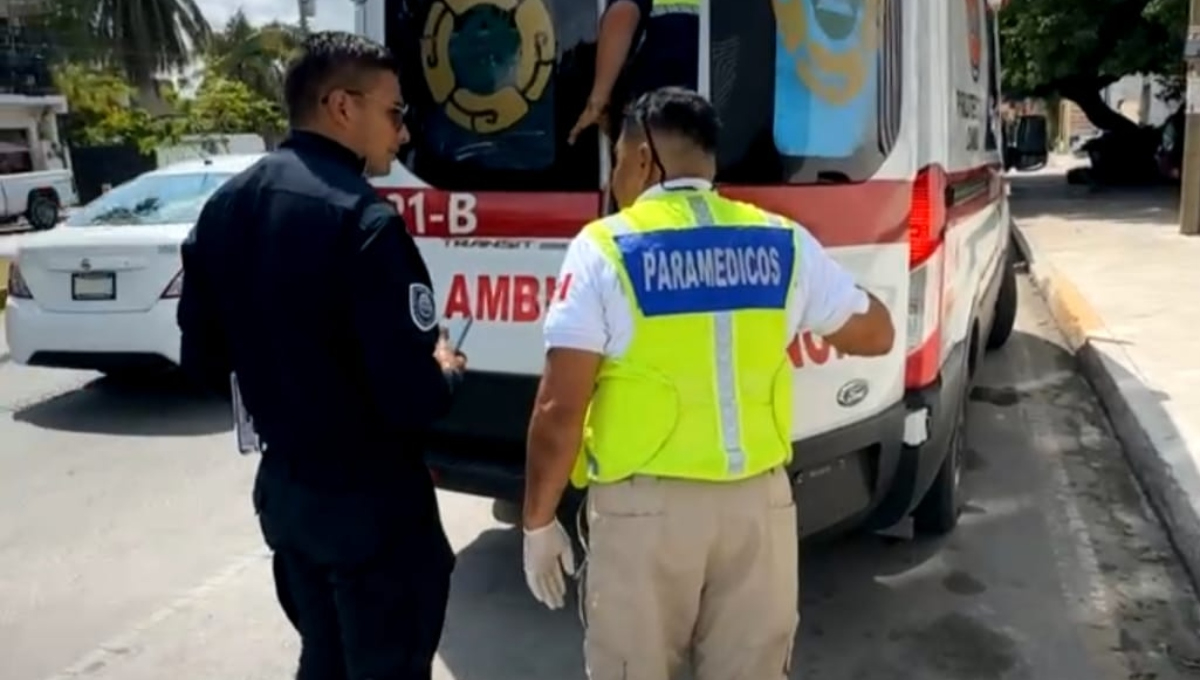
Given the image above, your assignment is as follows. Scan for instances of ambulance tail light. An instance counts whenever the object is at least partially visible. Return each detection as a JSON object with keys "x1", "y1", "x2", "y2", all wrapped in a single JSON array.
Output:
[{"x1": 905, "y1": 165, "x2": 948, "y2": 389}]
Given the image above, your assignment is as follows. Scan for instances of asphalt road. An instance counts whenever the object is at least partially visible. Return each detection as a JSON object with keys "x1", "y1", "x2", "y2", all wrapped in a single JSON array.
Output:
[{"x1": 1, "y1": 277, "x2": 1198, "y2": 680}]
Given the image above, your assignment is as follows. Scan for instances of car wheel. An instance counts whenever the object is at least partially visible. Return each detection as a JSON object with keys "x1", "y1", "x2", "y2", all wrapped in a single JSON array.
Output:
[
  {"x1": 986, "y1": 248, "x2": 1018, "y2": 351},
  {"x1": 912, "y1": 387, "x2": 967, "y2": 536},
  {"x1": 26, "y1": 192, "x2": 58, "y2": 231}
]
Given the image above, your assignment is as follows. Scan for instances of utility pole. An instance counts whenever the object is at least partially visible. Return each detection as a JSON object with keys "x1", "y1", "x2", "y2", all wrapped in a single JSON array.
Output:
[
  {"x1": 298, "y1": 0, "x2": 315, "y2": 35},
  {"x1": 1179, "y1": 0, "x2": 1200, "y2": 234}
]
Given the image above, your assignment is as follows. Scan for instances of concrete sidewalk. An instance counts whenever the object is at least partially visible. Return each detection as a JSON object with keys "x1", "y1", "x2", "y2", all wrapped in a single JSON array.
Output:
[{"x1": 1010, "y1": 170, "x2": 1200, "y2": 591}]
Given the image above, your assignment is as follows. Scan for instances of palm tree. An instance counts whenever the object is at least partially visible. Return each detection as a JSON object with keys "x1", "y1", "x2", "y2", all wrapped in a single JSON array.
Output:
[
  {"x1": 206, "y1": 11, "x2": 301, "y2": 107},
  {"x1": 42, "y1": 0, "x2": 212, "y2": 112}
]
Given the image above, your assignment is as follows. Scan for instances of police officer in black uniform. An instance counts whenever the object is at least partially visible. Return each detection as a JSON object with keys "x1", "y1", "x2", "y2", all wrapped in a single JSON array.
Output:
[{"x1": 177, "y1": 31, "x2": 463, "y2": 680}]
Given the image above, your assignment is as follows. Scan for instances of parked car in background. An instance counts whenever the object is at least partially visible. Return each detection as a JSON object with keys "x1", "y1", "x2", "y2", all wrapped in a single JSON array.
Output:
[
  {"x1": 4, "y1": 154, "x2": 262, "y2": 378},
  {"x1": 0, "y1": 168, "x2": 77, "y2": 230}
]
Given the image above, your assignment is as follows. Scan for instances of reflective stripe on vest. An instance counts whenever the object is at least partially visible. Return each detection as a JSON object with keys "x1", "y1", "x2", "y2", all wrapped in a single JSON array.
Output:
[
  {"x1": 650, "y1": 0, "x2": 699, "y2": 17},
  {"x1": 570, "y1": 190, "x2": 798, "y2": 486}
]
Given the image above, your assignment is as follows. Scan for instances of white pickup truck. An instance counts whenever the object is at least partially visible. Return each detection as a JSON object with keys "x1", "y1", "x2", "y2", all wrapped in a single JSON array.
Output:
[{"x1": 0, "y1": 169, "x2": 77, "y2": 231}]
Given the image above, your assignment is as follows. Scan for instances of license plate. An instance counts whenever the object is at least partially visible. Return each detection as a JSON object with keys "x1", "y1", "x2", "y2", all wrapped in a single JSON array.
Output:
[{"x1": 71, "y1": 272, "x2": 115, "y2": 300}]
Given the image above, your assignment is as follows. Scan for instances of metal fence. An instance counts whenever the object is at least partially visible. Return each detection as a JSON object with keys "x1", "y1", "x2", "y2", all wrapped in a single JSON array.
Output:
[{"x1": 70, "y1": 145, "x2": 155, "y2": 204}]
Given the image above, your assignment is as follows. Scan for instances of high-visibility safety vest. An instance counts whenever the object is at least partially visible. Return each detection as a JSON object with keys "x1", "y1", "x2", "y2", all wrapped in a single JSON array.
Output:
[{"x1": 569, "y1": 188, "x2": 798, "y2": 487}]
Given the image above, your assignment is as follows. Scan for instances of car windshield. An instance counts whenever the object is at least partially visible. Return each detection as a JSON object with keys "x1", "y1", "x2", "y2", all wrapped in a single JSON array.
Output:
[{"x1": 66, "y1": 172, "x2": 233, "y2": 227}]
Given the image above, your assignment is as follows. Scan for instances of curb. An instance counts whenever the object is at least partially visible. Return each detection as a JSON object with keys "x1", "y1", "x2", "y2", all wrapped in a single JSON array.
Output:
[{"x1": 1013, "y1": 226, "x2": 1200, "y2": 595}]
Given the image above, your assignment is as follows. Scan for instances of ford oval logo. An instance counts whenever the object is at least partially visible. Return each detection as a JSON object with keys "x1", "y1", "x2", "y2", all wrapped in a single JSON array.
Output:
[
  {"x1": 836, "y1": 379, "x2": 870, "y2": 407},
  {"x1": 80, "y1": 258, "x2": 91, "y2": 271}
]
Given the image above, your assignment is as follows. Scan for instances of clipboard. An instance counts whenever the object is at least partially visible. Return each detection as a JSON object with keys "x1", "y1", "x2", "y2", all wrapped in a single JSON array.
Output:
[{"x1": 230, "y1": 373, "x2": 262, "y2": 455}]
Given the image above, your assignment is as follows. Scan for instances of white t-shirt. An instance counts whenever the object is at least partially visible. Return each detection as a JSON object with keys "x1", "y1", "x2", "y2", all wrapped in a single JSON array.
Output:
[{"x1": 543, "y1": 179, "x2": 870, "y2": 356}]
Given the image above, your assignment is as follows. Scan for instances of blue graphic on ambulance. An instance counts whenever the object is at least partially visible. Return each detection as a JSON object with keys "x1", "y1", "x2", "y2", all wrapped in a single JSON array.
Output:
[{"x1": 772, "y1": 0, "x2": 880, "y2": 158}]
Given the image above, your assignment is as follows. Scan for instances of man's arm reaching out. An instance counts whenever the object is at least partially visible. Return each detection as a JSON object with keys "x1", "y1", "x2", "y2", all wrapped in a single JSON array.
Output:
[
  {"x1": 591, "y1": 1, "x2": 642, "y2": 105},
  {"x1": 568, "y1": 0, "x2": 644, "y2": 144},
  {"x1": 792, "y1": 225, "x2": 895, "y2": 357}
]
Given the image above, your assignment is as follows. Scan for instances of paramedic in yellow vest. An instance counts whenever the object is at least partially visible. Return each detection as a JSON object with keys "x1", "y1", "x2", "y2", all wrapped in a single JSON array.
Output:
[
  {"x1": 522, "y1": 87, "x2": 896, "y2": 680},
  {"x1": 568, "y1": 0, "x2": 699, "y2": 145}
]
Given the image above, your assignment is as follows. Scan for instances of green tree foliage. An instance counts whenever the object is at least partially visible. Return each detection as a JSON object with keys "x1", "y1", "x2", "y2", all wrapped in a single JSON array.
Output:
[
  {"x1": 999, "y1": 0, "x2": 1188, "y2": 130},
  {"x1": 206, "y1": 11, "x2": 302, "y2": 106},
  {"x1": 178, "y1": 74, "x2": 287, "y2": 139},
  {"x1": 43, "y1": 7, "x2": 295, "y2": 151},
  {"x1": 52, "y1": 63, "x2": 174, "y2": 153},
  {"x1": 37, "y1": 0, "x2": 212, "y2": 108},
  {"x1": 53, "y1": 64, "x2": 285, "y2": 153}
]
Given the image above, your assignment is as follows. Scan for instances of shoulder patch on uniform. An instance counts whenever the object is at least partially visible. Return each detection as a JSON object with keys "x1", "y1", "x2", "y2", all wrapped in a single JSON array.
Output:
[
  {"x1": 409, "y1": 282, "x2": 438, "y2": 332},
  {"x1": 359, "y1": 201, "x2": 398, "y2": 232}
]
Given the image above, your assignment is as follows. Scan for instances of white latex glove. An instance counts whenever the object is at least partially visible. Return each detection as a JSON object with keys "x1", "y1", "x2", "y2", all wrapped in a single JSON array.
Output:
[{"x1": 523, "y1": 520, "x2": 576, "y2": 609}]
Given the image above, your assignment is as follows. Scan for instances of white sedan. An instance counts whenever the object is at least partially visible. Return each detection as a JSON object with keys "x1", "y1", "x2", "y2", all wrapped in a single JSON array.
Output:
[{"x1": 4, "y1": 154, "x2": 263, "y2": 377}]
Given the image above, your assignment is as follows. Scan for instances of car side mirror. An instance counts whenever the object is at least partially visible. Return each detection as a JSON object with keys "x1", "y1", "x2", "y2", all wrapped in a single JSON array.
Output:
[{"x1": 1006, "y1": 114, "x2": 1049, "y2": 172}]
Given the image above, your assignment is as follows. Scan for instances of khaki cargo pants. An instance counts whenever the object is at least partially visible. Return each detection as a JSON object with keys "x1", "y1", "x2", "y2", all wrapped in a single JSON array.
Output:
[{"x1": 582, "y1": 467, "x2": 799, "y2": 680}]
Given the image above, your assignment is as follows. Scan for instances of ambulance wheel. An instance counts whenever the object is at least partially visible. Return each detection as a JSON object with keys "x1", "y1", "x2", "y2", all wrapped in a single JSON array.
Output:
[
  {"x1": 912, "y1": 390, "x2": 967, "y2": 536},
  {"x1": 986, "y1": 253, "x2": 1017, "y2": 351}
]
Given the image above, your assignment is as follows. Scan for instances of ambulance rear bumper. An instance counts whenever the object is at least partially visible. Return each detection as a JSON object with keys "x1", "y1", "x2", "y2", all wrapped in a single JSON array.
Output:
[{"x1": 785, "y1": 399, "x2": 907, "y2": 539}]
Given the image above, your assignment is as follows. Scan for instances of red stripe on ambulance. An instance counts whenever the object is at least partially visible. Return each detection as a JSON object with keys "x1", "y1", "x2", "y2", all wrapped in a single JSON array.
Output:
[
  {"x1": 380, "y1": 189, "x2": 597, "y2": 239},
  {"x1": 377, "y1": 183, "x2": 916, "y2": 247}
]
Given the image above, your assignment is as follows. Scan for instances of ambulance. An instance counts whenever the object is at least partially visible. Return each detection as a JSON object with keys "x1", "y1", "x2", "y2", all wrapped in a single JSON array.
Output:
[{"x1": 353, "y1": 0, "x2": 1039, "y2": 538}]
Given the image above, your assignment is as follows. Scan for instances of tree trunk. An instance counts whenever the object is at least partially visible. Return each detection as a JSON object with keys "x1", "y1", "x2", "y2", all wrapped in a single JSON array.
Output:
[
  {"x1": 1059, "y1": 77, "x2": 1140, "y2": 134},
  {"x1": 134, "y1": 81, "x2": 174, "y2": 117}
]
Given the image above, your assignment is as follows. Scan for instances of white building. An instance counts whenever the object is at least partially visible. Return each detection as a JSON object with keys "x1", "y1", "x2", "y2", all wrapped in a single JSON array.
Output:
[{"x1": 0, "y1": 0, "x2": 70, "y2": 172}]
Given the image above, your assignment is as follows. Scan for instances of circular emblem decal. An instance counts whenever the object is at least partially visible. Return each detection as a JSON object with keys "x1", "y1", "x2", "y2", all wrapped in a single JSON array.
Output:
[
  {"x1": 80, "y1": 258, "x2": 91, "y2": 271},
  {"x1": 836, "y1": 379, "x2": 870, "y2": 407},
  {"x1": 421, "y1": 0, "x2": 556, "y2": 134},
  {"x1": 966, "y1": 0, "x2": 983, "y2": 82},
  {"x1": 409, "y1": 283, "x2": 438, "y2": 332},
  {"x1": 772, "y1": 0, "x2": 881, "y2": 106}
]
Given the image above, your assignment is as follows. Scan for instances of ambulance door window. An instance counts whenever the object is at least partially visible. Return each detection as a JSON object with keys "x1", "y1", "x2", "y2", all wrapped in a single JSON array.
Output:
[
  {"x1": 984, "y1": 6, "x2": 1001, "y2": 151},
  {"x1": 384, "y1": 0, "x2": 600, "y2": 191},
  {"x1": 712, "y1": 0, "x2": 904, "y2": 185}
]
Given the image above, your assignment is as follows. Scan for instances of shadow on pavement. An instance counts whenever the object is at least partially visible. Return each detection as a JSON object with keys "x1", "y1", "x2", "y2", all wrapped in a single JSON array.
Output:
[
  {"x1": 11, "y1": 372, "x2": 231, "y2": 437},
  {"x1": 435, "y1": 328, "x2": 1200, "y2": 679},
  {"x1": 1008, "y1": 172, "x2": 1178, "y2": 226}
]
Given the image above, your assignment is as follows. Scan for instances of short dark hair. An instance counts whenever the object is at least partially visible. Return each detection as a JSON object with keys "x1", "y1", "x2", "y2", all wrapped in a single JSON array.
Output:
[
  {"x1": 283, "y1": 31, "x2": 400, "y2": 125},
  {"x1": 621, "y1": 87, "x2": 720, "y2": 156}
]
